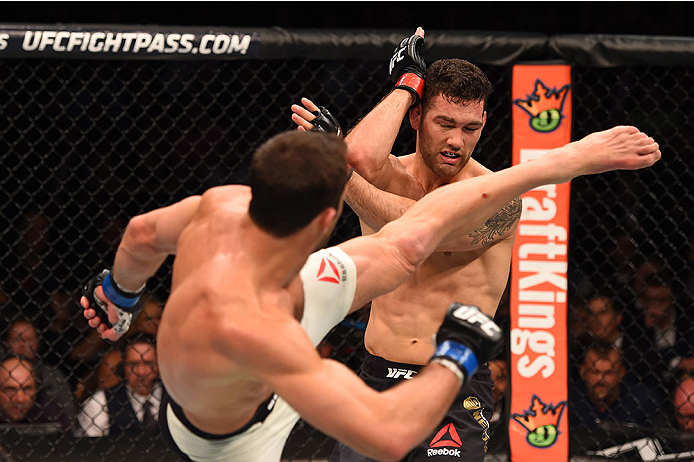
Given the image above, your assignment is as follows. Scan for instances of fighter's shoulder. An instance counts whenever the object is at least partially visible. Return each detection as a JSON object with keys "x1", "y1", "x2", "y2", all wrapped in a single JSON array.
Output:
[
  {"x1": 387, "y1": 153, "x2": 426, "y2": 197},
  {"x1": 201, "y1": 184, "x2": 251, "y2": 202},
  {"x1": 198, "y1": 185, "x2": 251, "y2": 215},
  {"x1": 461, "y1": 158, "x2": 494, "y2": 179}
]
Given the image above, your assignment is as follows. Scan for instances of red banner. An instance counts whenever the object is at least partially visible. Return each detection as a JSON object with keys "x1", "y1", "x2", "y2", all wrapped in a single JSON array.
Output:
[{"x1": 509, "y1": 64, "x2": 572, "y2": 462}]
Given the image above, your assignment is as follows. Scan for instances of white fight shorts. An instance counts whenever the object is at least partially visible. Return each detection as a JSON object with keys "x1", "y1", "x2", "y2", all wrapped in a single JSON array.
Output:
[{"x1": 161, "y1": 247, "x2": 357, "y2": 462}]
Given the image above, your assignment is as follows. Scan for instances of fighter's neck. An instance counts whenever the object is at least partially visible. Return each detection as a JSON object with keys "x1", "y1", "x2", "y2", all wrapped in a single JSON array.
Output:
[{"x1": 406, "y1": 153, "x2": 478, "y2": 191}]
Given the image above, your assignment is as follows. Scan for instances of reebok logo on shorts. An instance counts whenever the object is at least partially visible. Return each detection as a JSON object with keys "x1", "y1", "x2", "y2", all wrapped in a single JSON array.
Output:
[
  {"x1": 316, "y1": 258, "x2": 340, "y2": 284},
  {"x1": 428, "y1": 423, "x2": 462, "y2": 457}
]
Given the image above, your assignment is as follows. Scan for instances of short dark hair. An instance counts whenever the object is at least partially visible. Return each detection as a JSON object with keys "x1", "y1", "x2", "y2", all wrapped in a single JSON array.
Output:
[
  {"x1": 249, "y1": 131, "x2": 348, "y2": 237},
  {"x1": 2, "y1": 316, "x2": 37, "y2": 344},
  {"x1": 582, "y1": 340, "x2": 622, "y2": 367},
  {"x1": 121, "y1": 333, "x2": 156, "y2": 355},
  {"x1": 421, "y1": 59, "x2": 492, "y2": 111},
  {"x1": 590, "y1": 289, "x2": 622, "y2": 315},
  {"x1": 0, "y1": 355, "x2": 36, "y2": 375}
]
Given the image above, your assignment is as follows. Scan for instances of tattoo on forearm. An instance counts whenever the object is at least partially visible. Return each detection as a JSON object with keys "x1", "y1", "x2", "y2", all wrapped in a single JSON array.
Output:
[{"x1": 469, "y1": 197, "x2": 522, "y2": 245}]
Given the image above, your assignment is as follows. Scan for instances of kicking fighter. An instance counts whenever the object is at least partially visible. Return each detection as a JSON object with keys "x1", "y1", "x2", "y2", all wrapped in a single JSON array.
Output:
[{"x1": 84, "y1": 123, "x2": 659, "y2": 461}]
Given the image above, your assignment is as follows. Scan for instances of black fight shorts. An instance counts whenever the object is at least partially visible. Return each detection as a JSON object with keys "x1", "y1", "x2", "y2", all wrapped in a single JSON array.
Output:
[{"x1": 330, "y1": 351, "x2": 493, "y2": 462}]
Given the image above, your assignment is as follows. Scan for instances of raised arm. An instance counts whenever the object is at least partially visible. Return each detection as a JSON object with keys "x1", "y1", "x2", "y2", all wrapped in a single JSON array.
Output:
[
  {"x1": 82, "y1": 195, "x2": 202, "y2": 340},
  {"x1": 109, "y1": 195, "x2": 202, "y2": 289},
  {"x1": 344, "y1": 27, "x2": 426, "y2": 189},
  {"x1": 341, "y1": 125, "x2": 660, "y2": 310},
  {"x1": 291, "y1": 28, "x2": 426, "y2": 192}
]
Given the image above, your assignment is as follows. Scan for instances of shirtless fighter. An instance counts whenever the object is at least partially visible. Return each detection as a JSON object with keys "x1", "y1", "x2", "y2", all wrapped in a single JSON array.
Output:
[
  {"x1": 83, "y1": 125, "x2": 659, "y2": 461},
  {"x1": 291, "y1": 27, "x2": 652, "y2": 462}
]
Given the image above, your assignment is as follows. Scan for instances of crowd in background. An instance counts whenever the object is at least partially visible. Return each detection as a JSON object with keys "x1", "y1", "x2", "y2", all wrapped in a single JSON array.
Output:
[{"x1": 3, "y1": 203, "x2": 694, "y2": 447}]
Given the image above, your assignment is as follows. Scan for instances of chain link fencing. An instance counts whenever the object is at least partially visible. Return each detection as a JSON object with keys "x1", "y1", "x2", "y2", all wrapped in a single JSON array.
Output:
[{"x1": 0, "y1": 28, "x2": 692, "y2": 461}]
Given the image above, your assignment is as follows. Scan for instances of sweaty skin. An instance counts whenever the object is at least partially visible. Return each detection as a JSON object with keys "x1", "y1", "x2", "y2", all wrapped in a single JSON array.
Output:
[
  {"x1": 85, "y1": 123, "x2": 660, "y2": 460},
  {"x1": 350, "y1": 94, "x2": 519, "y2": 365},
  {"x1": 155, "y1": 186, "x2": 291, "y2": 432},
  {"x1": 363, "y1": 153, "x2": 518, "y2": 364}
]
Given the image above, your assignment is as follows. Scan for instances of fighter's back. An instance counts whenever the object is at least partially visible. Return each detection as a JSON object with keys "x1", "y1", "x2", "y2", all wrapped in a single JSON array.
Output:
[{"x1": 156, "y1": 184, "x2": 290, "y2": 435}]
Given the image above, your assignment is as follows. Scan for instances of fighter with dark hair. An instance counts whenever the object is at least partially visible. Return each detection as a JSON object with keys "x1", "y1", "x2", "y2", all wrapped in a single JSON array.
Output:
[{"x1": 84, "y1": 105, "x2": 659, "y2": 460}]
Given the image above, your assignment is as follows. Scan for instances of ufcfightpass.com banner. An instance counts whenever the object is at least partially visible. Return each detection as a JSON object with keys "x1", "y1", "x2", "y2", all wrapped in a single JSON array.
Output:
[
  {"x1": 0, "y1": 25, "x2": 259, "y2": 59},
  {"x1": 509, "y1": 63, "x2": 572, "y2": 462}
]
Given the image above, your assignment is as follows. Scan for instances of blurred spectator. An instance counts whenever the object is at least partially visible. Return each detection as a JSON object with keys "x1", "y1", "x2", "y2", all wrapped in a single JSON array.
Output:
[
  {"x1": 75, "y1": 349, "x2": 123, "y2": 405},
  {"x1": 674, "y1": 377, "x2": 694, "y2": 432},
  {"x1": 72, "y1": 294, "x2": 163, "y2": 404},
  {"x1": 569, "y1": 296, "x2": 589, "y2": 352},
  {"x1": 574, "y1": 292, "x2": 624, "y2": 362},
  {"x1": 41, "y1": 291, "x2": 92, "y2": 373},
  {"x1": 604, "y1": 232, "x2": 639, "y2": 296},
  {"x1": 77, "y1": 335, "x2": 161, "y2": 437},
  {"x1": 98, "y1": 350, "x2": 123, "y2": 391},
  {"x1": 487, "y1": 354, "x2": 508, "y2": 454},
  {"x1": 6, "y1": 209, "x2": 60, "y2": 301},
  {"x1": 632, "y1": 258, "x2": 667, "y2": 303},
  {"x1": 0, "y1": 357, "x2": 37, "y2": 424},
  {"x1": 570, "y1": 341, "x2": 664, "y2": 428},
  {"x1": 3, "y1": 317, "x2": 77, "y2": 429},
  {"x1": 489, "y1": 358, "x2": 507, "y2": 425},
  {"x1": 685, "y1": 233, "x2": 694, "y2": 303},
  {"x1": 623, "y1": 274, "x2": 694, "y2": 388},
  {"x1": 0, "y1": 356, "x2": 69, "y2": 430},
  {"x1": 128, "y1": 294, "x2": 163, "y2": 337}
]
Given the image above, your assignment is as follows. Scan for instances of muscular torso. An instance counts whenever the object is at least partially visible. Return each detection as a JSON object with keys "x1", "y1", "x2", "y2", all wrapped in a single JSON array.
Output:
[
  {"x1": 364, "y1": 156, "x2": 516, "y2": 364},
  {"x1": 156, "y1": 185, "x2": 303, "y2": 434}
]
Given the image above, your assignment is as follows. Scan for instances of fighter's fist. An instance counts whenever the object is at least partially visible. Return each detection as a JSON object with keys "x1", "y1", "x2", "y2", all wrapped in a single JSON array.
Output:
[
  {"x1": 310, "y1": 106, "x2": 342, "y2": 137},
  {"x1": 291, "y1": 97, "x2": 341, "y2": 137},
  {"x1": 430, "y1": 303, "x2": 503, "y2": 386},
  {"x1": 82, "y1": 269, "x2": 144, "y2": 336},
  {"x1": 389, "y1": 27, "x2": 426, "y2": 108}
]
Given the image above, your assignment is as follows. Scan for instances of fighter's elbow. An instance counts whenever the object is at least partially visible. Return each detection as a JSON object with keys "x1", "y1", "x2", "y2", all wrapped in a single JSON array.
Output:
[
  {"x1": 362, "y1": 421, "x2": 418, "y2": 462},
  {"x1": 345, "y1": 143, "x2": 382, "y2": 179},
  {"x1": 345, "y1": 141, "x2": 368, "y2": 168},
  {"x1": 122, "y1": 215, "x2": 159, "y2": 255},
  {"x1": 358, "y1": 431, "x2": 413, "y2": 462},
  {"x1": 378, "y1": 441, "x2": 412, "y2": 462},
  {"x1": 381, "y1": 220, "x2": 441, "y2": 270}
]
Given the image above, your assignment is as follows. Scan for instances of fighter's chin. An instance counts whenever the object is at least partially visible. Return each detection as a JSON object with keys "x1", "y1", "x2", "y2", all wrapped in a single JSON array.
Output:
[
  {"x1": 433, "y1": 162, "x2": 464, "y2": 178},
  {"x1": 438, "y1": 154, "x2": 470, "y2": 172}
]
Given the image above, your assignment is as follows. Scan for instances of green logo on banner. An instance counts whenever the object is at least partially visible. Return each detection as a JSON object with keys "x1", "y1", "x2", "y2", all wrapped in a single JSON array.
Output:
[
  {"x1": 514, "y1": 80, "x2": 570, "y2": 133},
  {"x1": 511, "y1": 395, "x2": 566, "y2": 448}
]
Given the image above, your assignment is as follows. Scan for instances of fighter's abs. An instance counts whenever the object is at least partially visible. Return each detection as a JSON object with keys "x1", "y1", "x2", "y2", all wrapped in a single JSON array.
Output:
[{"x1": 365, "y1": 253, "x2": 499, "y2": 364}]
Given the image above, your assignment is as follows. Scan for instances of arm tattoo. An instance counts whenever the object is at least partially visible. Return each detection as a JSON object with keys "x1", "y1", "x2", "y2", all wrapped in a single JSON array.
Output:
[{"x1": 469, "y1": 196, "x2": 522, "y2": 246}]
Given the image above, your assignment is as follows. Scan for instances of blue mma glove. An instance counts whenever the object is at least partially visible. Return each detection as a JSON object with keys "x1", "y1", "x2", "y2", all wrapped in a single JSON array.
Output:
[
  {"x1": 83, "y1": 269, "x2": 145, "y2": 335},
  {"x1": 430, "y1": 303, "x2": 503, "y2": 386}
]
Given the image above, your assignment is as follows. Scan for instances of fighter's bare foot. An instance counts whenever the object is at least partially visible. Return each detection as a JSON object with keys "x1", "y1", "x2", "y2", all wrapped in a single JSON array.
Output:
[{"x1": 547, "y1": 126, "x2": 661, "y2": 183}]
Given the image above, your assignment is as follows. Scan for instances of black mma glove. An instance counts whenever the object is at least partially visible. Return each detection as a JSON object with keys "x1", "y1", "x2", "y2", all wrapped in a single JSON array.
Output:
[
  {"x1": 310, "y1": 106, "x2": 353, "y2": 180},
  {"x1": 389, "y1": 32, "x2": 426, "y2": 108},
  {"x1": 310, "y1": 106, "x2": 343, "y2": 137},
  {"x1": 430, "y1": 303, "x2": 503, "y2": 386},
  {"x1": 83, "y1": 269, "x2": 145, "y2": 335}
]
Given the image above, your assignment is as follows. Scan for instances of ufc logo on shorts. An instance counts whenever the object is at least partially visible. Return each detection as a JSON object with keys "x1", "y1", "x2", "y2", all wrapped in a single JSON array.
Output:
[
  {"x1": 452, "y1": 305, "x2": 501, "y2": 338},
  {"x1": 386, "y1": 368, "x2": 418, "y2": 379}
]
